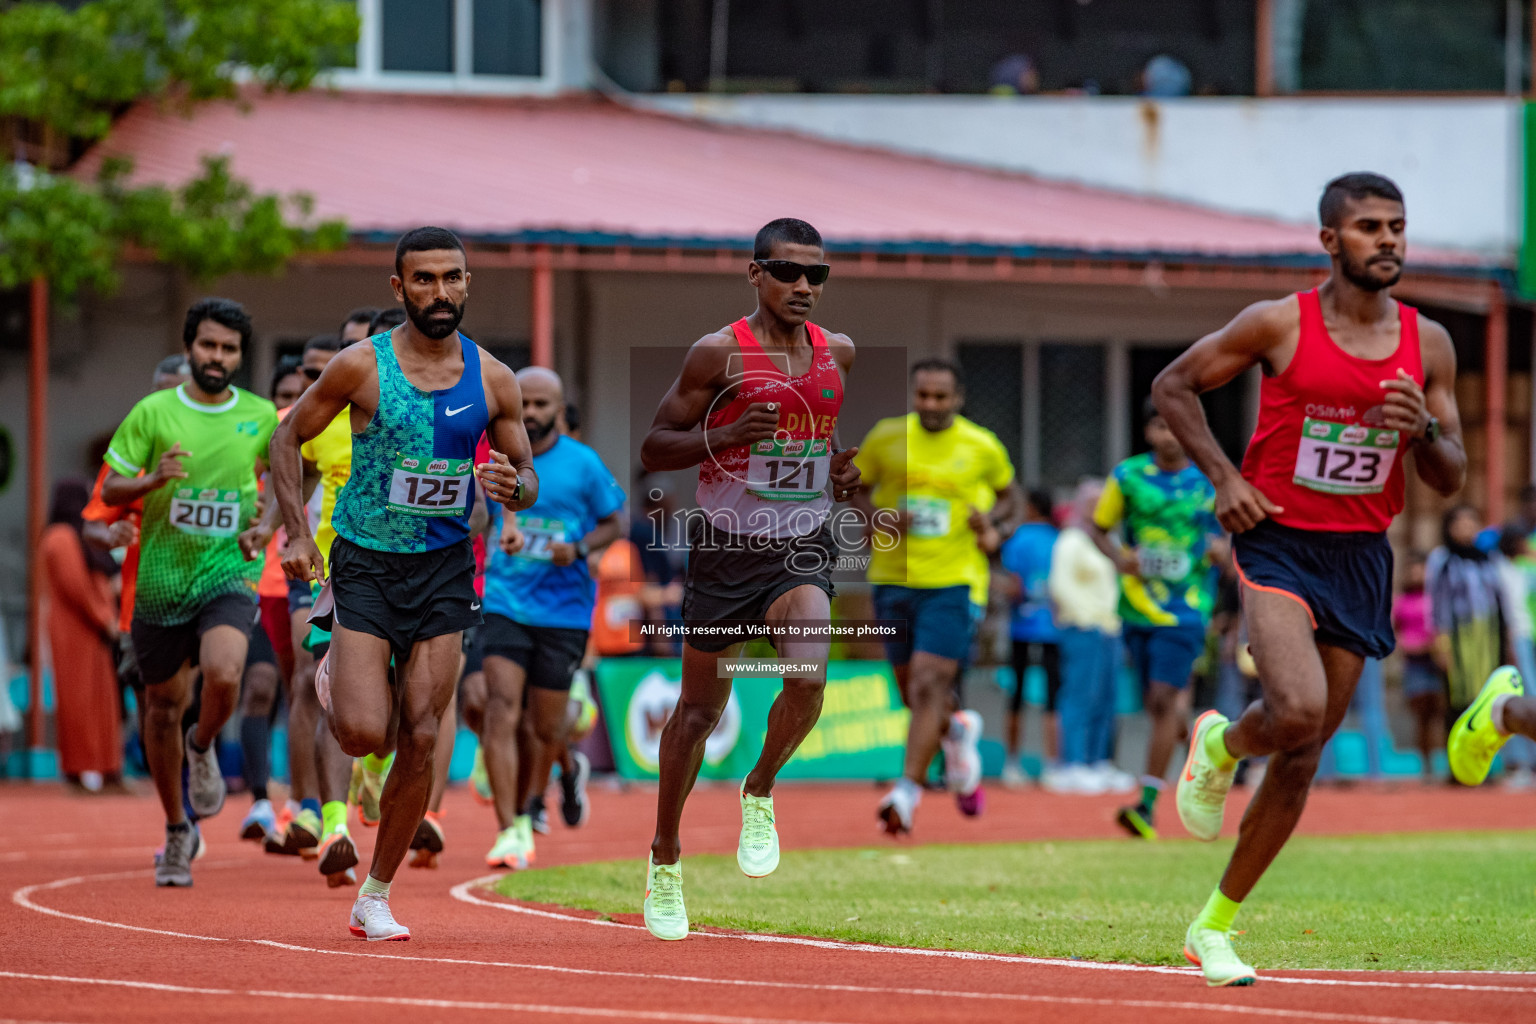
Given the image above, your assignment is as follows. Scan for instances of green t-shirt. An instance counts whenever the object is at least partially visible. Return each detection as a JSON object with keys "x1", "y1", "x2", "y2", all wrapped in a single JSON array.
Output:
[
  {"x1": 1092, "y1": 452, "x2": 1219, "y2": 629},
  {"x1": 104, "y1": 385, "x2": 277, "y2": 626}
]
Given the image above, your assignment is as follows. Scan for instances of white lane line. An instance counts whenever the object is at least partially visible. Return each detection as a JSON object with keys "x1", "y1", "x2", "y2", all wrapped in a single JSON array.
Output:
[
  {"x1": 0, "y1": 848, "x2": 155, "y2": 863},
  {"x1": 0, "y1": 972, "x2": 844, "y2": 1024},
  {"x1": 15, "y1": 863, "x2": 1536, "y2": 1012},
  {"x1": 0, "y1": 969, "x2": 1492, "y2": 1024},
  {"x1": 452, "y1": 875, "x2": 1536, "y2": 995}
]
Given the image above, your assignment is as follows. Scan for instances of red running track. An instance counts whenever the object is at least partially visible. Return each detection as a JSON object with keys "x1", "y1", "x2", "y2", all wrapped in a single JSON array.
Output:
[{"x1": 2, "y1": 778, "x2": 1534, "y2": 1024}]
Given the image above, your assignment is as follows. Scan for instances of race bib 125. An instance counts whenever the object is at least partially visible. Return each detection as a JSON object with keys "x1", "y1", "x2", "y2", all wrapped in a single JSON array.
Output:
[{"x1": 388, "y1": 455, "x2": 473, "y2": 516}]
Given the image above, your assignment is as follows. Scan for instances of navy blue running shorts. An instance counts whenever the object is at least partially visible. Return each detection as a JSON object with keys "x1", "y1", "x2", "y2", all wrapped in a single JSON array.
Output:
[
  {"x1": 1231, "y1": 519, "x2": 1394, "y2": 660},
  {"x1": 1123, "y1": 623, "x2": 1206, "y2": 690},
  {"x1": 872, "y1": 583, "x2": 980, "y2": 665}
]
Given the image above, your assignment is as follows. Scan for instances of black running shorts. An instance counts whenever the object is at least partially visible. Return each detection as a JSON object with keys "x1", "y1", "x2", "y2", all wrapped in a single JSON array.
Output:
[
  {"x1": 681, "y1": 519, "x2": 837, "y2": 653},
  {"x1": 131, "y1": 591, "x2": 258, "y2": 688},
  {"x1": 328, "y1": 536, "x2": 482, "y2": 656},
  {"x1": 1232, "y1": 519, "x2": 1394, "y2": 659},
  {"x1": 481, "y1": 614, "x2": 588, "y2": 691}
]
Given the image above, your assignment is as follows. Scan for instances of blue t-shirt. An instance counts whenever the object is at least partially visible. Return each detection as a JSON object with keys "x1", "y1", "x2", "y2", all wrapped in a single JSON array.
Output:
[
  {"x1": 1000, "y1": 521, "x2": 1059, "y2": 643},
  {"x1": 483, "y1": 436, "x2": 626, "y2": 630}
]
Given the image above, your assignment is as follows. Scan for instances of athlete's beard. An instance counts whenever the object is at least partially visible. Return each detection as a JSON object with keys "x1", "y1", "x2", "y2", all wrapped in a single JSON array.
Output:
[
  {"x1": 405, "y1": 294, "x2": 466, "y2": 340},
  {"x1": 524, "y1": 416, "x2": 557, "y2": 444},
  {"x1": 189, "y1": 356, "x2": 231, "y2": 394},
  {"x1": 1339, "y1": 251, "x2": 1402, "y2": 292}
]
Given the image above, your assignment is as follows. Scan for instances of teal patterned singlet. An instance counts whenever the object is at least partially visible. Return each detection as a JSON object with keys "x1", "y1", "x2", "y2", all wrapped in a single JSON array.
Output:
[{"x1": 332, "y1": 331, "x2": 491, "y2": 553}]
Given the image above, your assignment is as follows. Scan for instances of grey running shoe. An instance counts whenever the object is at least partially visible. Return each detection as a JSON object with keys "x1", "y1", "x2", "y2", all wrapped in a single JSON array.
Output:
[
  {"x1": 156, "y1": 824, "x2": 196, "y2": 887},
  {"x1": 185, "y1": 726, "x2": 226, "y2": 818}
]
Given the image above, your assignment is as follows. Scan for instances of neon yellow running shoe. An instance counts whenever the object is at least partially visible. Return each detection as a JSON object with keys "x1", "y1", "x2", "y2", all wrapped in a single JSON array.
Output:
[
  {"x1": 485, "y1": 824, "x2": 528, "y2": 870},
  {"x1": 644, "y1": 855, "x2": 688, "y2": 941},
  {"x1": 1176, "y1": 710, "x2": 1237, "y2": 842},
  {"x1": 1449, "y1": 665, "x2": 1524, "y2": 786},
  {"x1": 1184, "y1": 922, "x2": 1256, "y2": 987},
  {"x1": 470, "y1": 747, "x2": 493, "y2": 806},
  {"x1": 737, "y1": 784, "x2": 779, "y2": 878}
]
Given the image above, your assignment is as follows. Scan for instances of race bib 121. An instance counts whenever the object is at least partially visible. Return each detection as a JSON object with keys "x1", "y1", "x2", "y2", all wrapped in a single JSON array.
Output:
[
  {"x1": 514, "y1": 514, "x2": 568, "y2": 561},
  {"x1": 747, "y1": 437, "x2": 830, "y2": 501}
]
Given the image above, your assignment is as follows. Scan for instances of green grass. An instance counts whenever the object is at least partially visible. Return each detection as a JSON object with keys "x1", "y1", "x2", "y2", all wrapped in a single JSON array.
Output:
[{"x1": 497, "y1": 833, "x2": 1536, "y2": 971}]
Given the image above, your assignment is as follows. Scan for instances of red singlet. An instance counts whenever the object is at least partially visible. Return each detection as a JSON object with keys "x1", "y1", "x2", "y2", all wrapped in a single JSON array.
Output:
[
  {"x1": 1242, "y1": 288, "x2": 1423, "y2": 534},
  {"x1": 698, "y1": 318, "x2": 844, "y2": 538}
]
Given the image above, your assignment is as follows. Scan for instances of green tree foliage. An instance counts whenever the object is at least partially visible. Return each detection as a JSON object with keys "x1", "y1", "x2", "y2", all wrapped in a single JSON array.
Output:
[{"x1": 0, "y1": 0, "x2": 360, "y2": 298}]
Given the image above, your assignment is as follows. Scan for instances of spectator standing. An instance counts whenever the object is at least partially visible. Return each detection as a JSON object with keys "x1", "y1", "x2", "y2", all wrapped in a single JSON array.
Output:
[
  {"x1": 999, "y1": 489, "x2": 1060, "y2": 786},
  {"x1": 1427, "y1": 506, "x2": 1507, "y2": 732},
  {"x1": 1046, "y1": 479, "x2": 1122, "y2": 794},
  {"x1": 41, "y1": 479, "x2": 123, "y2": 791},
  {"x1": 1392, "y1": 554, "x2": 1444, "y2": 783},
  {"x1": 1495, "y1": 526, "x2": 1536, "y2": 785}
]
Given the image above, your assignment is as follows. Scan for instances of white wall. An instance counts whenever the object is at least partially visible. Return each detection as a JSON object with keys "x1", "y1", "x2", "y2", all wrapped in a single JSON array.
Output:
[{"x1": 639, "y1": 94, "x2": 1523, "y2": 257}]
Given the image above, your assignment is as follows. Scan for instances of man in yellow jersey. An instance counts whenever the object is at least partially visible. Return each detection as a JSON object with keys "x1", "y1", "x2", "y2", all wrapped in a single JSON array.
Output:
[{"x1": 853, "y1": 358, "x2": 1021, "y2": 834}]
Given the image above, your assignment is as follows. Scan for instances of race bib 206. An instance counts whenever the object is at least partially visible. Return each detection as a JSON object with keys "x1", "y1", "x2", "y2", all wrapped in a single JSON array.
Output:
[
  {"x1": 388, "y1": 455, "x2": 473, "y2": 516},
  {"x1": 170, "y1": 487, "x2": 241, "y2": 538}
]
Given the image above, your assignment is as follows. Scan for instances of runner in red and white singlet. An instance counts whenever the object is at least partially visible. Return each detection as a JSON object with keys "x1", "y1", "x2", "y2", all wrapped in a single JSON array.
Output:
[
  {"x1": 1153, "y1": 174, "x2": 1466, "y2": 986},
  {"x1": 637, "y1": 218, "x2": 860, "y2": 941},
  {"x1": 698, "y1": 317, "x2": 844, "y2": 537}
]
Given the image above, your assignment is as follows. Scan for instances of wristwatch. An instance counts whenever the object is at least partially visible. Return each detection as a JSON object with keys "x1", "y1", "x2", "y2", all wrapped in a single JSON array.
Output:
[
  {"x1": 1419, "y1": 416, "x2": 1441, "y2": 445},
  {"x1": 508, "y1": 477, "x2": 523, "y2": 505},
  {"x1": 575, "y1": 539, "x2": 590, "y2": 559}
]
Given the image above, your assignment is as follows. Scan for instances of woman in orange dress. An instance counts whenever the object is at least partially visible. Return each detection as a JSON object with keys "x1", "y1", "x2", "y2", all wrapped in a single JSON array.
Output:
[{"x1": 41, "y1": 479, "x2": 122, "y2": 789}]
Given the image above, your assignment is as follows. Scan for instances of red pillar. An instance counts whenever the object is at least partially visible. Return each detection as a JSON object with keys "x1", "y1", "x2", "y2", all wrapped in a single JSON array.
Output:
[
  {"x1": 26, "y1": 277, "x2": 48, "y2": 765},
  {"x1": 1486, "y1": 282, "x2": 1508, "y2": 525},
  {"x1": 1254, "y1": 0, "x2": 1275, "y2": 97},
  {"x1": 531, "y1": 245, "x2": 554, "y2": 369}
]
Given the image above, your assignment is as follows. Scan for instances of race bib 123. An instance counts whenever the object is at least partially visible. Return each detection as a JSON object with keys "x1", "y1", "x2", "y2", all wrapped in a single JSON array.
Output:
[{"x1": 1292, "y1": 418, "x2": 1399, "y2": 496}]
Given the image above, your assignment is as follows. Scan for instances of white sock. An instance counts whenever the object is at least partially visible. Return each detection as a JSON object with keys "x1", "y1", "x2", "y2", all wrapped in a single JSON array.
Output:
[
  {"x1": 1492, "y1": 694, "x2": 1513, "y2": 736},
  {"x1": 359, "y1": 874, "x2": 390, "y2": 899},
  {"x1": 1139, "y1": 775, "x2": 1166, "y2": 791},
  {"x1": 895, "y1": 777, "x2": 923, "y2": 804}
]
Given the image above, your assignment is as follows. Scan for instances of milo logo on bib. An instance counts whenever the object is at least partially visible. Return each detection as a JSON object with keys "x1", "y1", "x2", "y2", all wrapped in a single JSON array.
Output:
[
  {"x1": 747, "y1": 437, "x2": 830, "y2": 502},
  {"x1": 1293, "y1": 417, "x2": 1400, "y2": 496}
]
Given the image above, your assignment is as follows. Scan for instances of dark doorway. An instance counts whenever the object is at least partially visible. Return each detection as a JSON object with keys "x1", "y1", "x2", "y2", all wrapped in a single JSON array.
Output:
[{"x1": 1130, "y1": 346, "x2": 1248, "y2": 465}]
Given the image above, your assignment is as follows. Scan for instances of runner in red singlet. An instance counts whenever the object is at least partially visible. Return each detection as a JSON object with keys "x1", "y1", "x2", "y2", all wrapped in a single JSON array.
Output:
[
  {"x1": 1154, "y1": 173, "x2": 1466, "y2": 985},
  {"x1": 637, "y1": 218, "x2": 861, "y2": 941}
]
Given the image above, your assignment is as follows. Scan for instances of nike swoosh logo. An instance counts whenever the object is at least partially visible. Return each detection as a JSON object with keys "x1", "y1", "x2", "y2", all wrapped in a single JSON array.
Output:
[
  {"x1": 445, "y1": 404, "x2": 473, "y2": 417},
  {"x1": 470, "y1": 601, "x2": 481, "y2": 611}
]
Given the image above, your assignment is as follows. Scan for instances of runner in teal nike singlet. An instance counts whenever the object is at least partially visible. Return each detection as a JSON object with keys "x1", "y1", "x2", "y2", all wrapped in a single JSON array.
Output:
[{"x1": 271, "y1": 227, "x2": 537, "y2": 941}]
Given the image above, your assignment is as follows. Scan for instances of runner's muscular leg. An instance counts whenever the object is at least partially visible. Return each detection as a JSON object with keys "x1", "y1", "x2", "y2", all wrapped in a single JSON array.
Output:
[
  {"x1": 744, "y1": 584, "x2": 830, "y2": 798},
  {"x1": 1144, "y1": 680, "x2": 1189, "y2": 781},
  {"x1": 651, "y1": 642, "x2": 737, "y2": 865},
  {"x1": 902, "y1": 651, "x2": 960, "y2": 783},
  {"x1": 1218, "y1": 640, "x2": 1362, "y2": 902},
  {"x1": 482, "y1": 654, "x2": 528, "y2": 830},
  {"x1": 287, "y1": 611, "x2": 319, "y2": 803},
  {"x1": 460, "y1": 668, "x2": 487, "y2": 736},
  {"x1": 326, "y1": 624, "x2": 395, "y2": 756},
  {"x1": 524, "y1": 686, "x2": 571, "y2": 807},
  {"x1": 1221, "y1": 588, "x2": 1328, "y2": 761},
  {"x1": 427, "y1": 688, "x2": 456, "y2": 814},
  {"x1": 369, "y1": 631, "x2": 460, "y2": 882},
  {"x1": 143, "y1": 663, "x2": 195, "y2": 822},
  {"x1": 192, "y1": 625, "x2": 247, "y2": 749}
]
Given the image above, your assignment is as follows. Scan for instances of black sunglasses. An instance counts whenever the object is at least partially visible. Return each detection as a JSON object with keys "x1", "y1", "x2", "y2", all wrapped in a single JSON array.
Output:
[
  {"x1": 756, "y1": 260, "x2": 831, "y2": 286},
  {"x1": 301, "y1": 365, "x2": 322, "y2": 380}
]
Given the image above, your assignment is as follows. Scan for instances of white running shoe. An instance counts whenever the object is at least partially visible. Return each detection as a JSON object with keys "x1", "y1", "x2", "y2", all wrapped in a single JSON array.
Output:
[
  {"x1": 349, "y1": 894, "x2": 410, "y2": 941},
  {"x1": 184, "y1": 727, "x2": 226, "y2": 818},
  {"x1": 1000, "y1": 762, "x2": 1030, "y2": 789},
  {"x1": 941, "y1": 710, "x2": 984, "y2": 796},
  {"x1": 1092, "y1": 761, "x2": 1138, "y2": 794},
  {"x1": 737, "y1": 784, "x2": 780, "y2": 877},
  {"x1": 1042, "y1": 764, "x2": 1108, "y2": 795},
  {"x1": 877, "y1": 780, "x2": 920, "y2": 835}
]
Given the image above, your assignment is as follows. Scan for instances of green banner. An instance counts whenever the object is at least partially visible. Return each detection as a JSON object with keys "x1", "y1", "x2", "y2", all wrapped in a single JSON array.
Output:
[{"x1": 593, "y1": 658, "x2": 909, "y2": 781}]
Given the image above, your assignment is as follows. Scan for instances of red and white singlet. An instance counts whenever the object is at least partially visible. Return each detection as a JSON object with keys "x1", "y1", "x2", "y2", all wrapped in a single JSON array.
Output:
[
  {"x1": 697, "y1": 318, "x2": 844, "y2": 539},
  {"x1": 1242, "y1": 288, "x2": 1423, "y2": 534}
]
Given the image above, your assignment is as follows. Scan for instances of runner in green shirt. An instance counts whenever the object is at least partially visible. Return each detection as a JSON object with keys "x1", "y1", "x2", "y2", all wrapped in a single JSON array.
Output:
[{"x1": 102, "y1": 298, "x2": 276, "y2": 887}]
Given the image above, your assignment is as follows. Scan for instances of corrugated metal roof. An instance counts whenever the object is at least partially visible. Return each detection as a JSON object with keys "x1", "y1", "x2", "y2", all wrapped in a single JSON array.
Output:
[{"x1": 74, "y1": 91, "x2": 1490, "y2": 270}]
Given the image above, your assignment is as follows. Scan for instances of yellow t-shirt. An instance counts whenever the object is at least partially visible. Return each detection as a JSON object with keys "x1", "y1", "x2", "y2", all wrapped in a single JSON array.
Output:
[
  {"x1": 299, "y1": 410, "x2": 351, "y2": 562},
  {"x1": 855, "y1": 413, "x2": 1015, "y2": 605}
]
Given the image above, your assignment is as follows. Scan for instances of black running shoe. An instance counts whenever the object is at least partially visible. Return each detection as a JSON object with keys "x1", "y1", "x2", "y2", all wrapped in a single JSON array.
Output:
[
  {"x1": 527, "y1": 794, "x2": 550, "y2": 836},
  {"x1": 560, "y1": 751, "x2": 591, "y2": 828}
]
